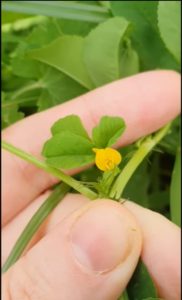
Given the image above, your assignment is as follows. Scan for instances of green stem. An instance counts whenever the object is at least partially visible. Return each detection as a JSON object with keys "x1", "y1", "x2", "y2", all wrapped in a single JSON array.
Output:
[
  {"x1": 2, "y1": 183, "x2": 70, "y2": 273},
  {"x1": 12, "y1": 81, "x2": 44, "y2": 101},
  {"x1": 110, "y1": 123, "x2": 171, "y2": 199},
  {"x1": 2, "y1": 140, "x2": 97, "y2": 200}
]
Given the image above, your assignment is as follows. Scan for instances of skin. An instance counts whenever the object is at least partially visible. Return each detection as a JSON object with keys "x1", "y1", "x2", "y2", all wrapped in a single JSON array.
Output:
[{"x1": 2, "y1": 70, "x2": 181, "y2": 300}]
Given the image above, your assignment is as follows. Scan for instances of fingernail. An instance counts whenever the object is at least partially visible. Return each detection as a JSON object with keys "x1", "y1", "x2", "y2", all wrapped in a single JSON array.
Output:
[{"x1": 70, "y1": 204, "x2": 132, "y2": 273}]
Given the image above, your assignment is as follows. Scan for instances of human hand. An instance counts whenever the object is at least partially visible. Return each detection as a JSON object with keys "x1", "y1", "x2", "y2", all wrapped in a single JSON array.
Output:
[{"x1": 2, "y1": 71, "x2": 180, "y2": 300}]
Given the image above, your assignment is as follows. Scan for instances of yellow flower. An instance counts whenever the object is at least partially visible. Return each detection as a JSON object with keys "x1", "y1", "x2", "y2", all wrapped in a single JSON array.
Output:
[{"x1": 92, "y1": 147, "x2": 122, "y2": 171}]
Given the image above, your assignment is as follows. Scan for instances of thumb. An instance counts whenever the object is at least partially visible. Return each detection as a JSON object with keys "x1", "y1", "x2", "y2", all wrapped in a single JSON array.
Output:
[{"x1": 3, "y1": 199, "x2": 142, "y2": 300}]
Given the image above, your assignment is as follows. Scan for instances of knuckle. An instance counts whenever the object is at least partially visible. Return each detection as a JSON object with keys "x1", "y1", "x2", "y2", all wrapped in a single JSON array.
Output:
[{"x1": 5, "y1": 257, "x2": 52, "y2": 300}]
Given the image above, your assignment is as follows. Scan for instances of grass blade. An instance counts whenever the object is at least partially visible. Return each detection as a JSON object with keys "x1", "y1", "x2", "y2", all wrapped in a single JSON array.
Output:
[
  {"x1": 170, "y1": 147, "x2": 181, "y2": 226},
  {"x1": 2, "y1": 1, "x2": 110, "y2": 23},
  {"x1": 2, "y1": 183, "x2": 70, "y2": 273}
]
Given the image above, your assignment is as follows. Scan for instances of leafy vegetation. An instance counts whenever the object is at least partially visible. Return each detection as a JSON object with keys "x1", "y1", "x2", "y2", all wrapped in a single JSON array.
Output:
[{"x1": 1, "y1": 1, "x2": 180, "y2": 299}]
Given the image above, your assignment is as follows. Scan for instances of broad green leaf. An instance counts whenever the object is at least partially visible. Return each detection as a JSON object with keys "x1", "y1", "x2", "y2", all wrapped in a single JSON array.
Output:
[
  {"x1": 42, "y1": 132, "x2": 94, "y2": 169},
  {"x1": 119, "y1": 38, "x2": 139, "y2": 78},
  {"x1": 111, "y1": 1, "x2": 179, "y2": 71},
  {"x1": 12, "y1": 49, "x2": 40, "y2": 79},
  {"x1": 28, "y1": 35, "x2": 94, "y2": 89},
  {"x1": 170, "y1": 148, "x2": 181, "y2": 226},
  {"x1": 12, "y1": 19, "x2": 62, "y2": 79},
  {"x1": 51, "y1": 115, "x2": 90, "y2": 139},
  {"x1": 92, "y1": 116, "x2": 126, "y2": 148},
  {"x1": 83, "y1": 17, "x2": 131, "y2": 87},
  {"x1": 37, "y1": 66, "x2": 87, "y2": 111},
  {"x1": 158, "y1": 1, "x2": 180, "y2": 63},
  {"x1": 127, "y1": 260, "x2": 158, "y2": 299},
  {"x1": 56, "y1": 19, "x2": 96, "y2": 36},
  {"x1": 26, "y1": 18, "x2": 62, "y2": 46}
]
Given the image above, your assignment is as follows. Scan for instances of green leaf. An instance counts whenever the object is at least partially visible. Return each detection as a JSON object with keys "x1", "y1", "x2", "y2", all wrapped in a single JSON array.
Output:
[
  {"x1": 83, "y1": 17, "x2": 131, "y2": 87},
  {"x1": 92, "y1": 116, "x2": 126, "y2": 148},
  {"x1": 127, "y1": 260, "x2": 158, "y2": 299},
  {"x1": 2, "y1": 93, "x2": 24, "y2": 129},
  {"x1": 158, "y1": 1, "x2": 180, "y2": 63},
  {"x1": 12, "y1": 50, "x2": 40, "y2": 79},
  {"x1": 170, "y1": 148, "x2": 181, "y2": 226},
  {"x1": 37, "y1": 66, "x2": 87, "y2": 111},
  {"x1": 11, "y1": 19, "x2": 62, "y2": 79},
  {"x1": 1, "y1": 10, "x2": 33, "y2": 24},
  {"x1": 51, "y1": 115, "x2": 90, "y2": 139},
  {"x1": 119, "y1": 38, "x2": 139, "y2": 78},
  {"x1": 111, "y1": 1, "x2": 179, "y2": 71},
  {"x1": 56, "y1": 19, "x2": 96, "y2": 36},
  {"x1": 42, "y1": 132, "x2": 94, "y2": 169},
  {"x1": 28, "y1": 35, "x2": 94, "y2": 89}
]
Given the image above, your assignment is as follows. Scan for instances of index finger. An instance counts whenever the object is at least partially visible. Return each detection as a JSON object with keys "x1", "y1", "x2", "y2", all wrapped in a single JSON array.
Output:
[{"x1": 2, "y1": 70, "x2": 180, "y2": 226}]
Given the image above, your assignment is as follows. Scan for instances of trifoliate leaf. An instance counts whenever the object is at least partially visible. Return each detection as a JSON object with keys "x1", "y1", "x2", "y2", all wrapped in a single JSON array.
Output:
[
  {"x1": 92, "y1": 116, "x2": 126, "y2": 148},
  {"x1": 51, "y1": 115, "x2": 90, "y2": 139},
  {"x1": 42, "y1": 132, "x2": 94, "y2": 169}
]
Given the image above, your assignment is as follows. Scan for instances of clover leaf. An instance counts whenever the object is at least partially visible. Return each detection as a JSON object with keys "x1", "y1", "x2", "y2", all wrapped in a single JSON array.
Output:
[
  {"x1": 92, "y1": 116, "x2": 126, "y2": 148},
  {"x1": 42, "y1": 115, "x2": 126, "y2": 170},
  {"x1": 51, "y1": 115, "x2": 90, "y2": 139},
  {"x1": 42, "y1": 132, "x2": 94, "y2": 169}
]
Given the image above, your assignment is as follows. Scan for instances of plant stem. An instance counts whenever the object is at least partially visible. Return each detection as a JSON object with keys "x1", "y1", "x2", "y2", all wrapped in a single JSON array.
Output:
[
  {"x1": 11, "y1": 81, "x2": 44, "y2": 101},
  {"x1": 110, "y1": 123, "x2": 171, "y2": 199},
  {"x1": 2, "y1": 183, "x2": 70, "y2": 273},
  {"x1": 2, "y1": 140, "x2": 98, "y2": 200}
]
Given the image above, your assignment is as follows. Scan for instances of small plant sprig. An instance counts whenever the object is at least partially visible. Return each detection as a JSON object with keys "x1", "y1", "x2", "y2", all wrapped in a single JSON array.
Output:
[
  {"x1": 42, "y1": 115, "x2": 126, "y2": 196},
  {"x1": 2, "y1": 115, "x2": 171, "y2": 274}
]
